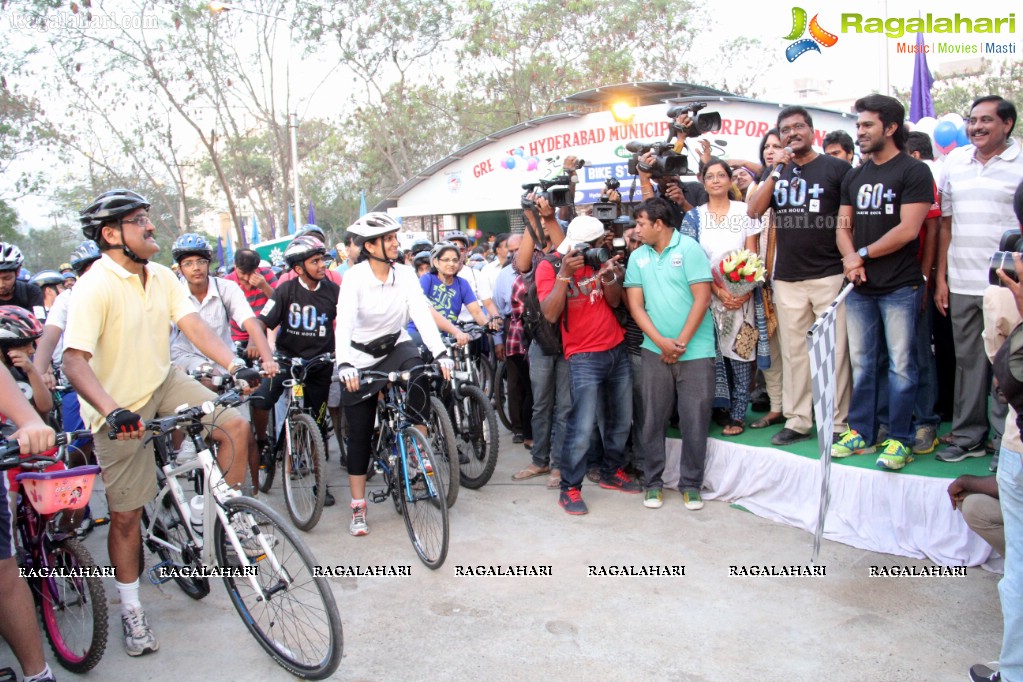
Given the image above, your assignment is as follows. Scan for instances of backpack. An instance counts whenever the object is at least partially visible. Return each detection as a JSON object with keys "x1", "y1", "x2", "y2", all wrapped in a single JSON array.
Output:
[{"x1": 522, "y1": 253, "x2": 564, "y2": 356}]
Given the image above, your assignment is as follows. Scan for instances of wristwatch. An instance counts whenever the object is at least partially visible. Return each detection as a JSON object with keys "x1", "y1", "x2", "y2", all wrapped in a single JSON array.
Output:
[
  {"x1": 227, "y1": 358, "x2": 246, "y2": 375},
  {"x1": 857, "y1": 246, "x2": 870, "y2": 261}
]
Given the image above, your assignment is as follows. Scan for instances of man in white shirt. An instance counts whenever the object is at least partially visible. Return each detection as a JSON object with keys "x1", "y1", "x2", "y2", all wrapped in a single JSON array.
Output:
[{"x1": 935, "y1": 96, "x2": 1023, "y2": 463}]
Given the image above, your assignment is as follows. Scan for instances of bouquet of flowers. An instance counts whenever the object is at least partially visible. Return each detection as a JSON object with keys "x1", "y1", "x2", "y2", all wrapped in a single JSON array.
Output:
[{"x1": 716, "y1": 249, "x2": 766, "y2": 298}]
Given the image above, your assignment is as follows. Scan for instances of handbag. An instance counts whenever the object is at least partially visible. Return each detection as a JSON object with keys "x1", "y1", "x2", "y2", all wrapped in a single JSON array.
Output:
[{"x1": 732, "y1": 320, "x2": 757, "y2": 359}]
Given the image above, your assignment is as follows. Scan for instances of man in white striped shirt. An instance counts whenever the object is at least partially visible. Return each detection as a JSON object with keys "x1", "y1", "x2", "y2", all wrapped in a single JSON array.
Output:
[{"x1": 935, "y1": 96, "x2": 1023, "y2": 463}]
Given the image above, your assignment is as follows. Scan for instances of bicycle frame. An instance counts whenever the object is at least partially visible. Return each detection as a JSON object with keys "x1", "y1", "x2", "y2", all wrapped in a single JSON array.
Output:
[
  {"x1": 370, "y1": 374, "x2": 442, "y2": 507},
  {"x1": 142, "y1": 418, "x2": 291, "y2": 596}
]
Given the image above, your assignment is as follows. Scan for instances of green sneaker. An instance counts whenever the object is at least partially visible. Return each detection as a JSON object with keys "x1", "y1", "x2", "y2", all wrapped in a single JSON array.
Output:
[
  {"x1": 831, "y1": 429, "x2": 875, "y2": 458},
  {"x1": 876, "y1": 439, "x2": 914, "y2": 471},
  {"x1": 682, "y1": 490, "x2": 704, "y2": 511},
  {"x1": 644, "y1": 488, "x2": 663, "y2": 509}
]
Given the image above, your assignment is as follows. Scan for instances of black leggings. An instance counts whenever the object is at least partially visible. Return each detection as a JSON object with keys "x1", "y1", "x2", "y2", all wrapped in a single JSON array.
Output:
[{"x1": 343, "y1": 349, "x2": 432, "y2": 477}]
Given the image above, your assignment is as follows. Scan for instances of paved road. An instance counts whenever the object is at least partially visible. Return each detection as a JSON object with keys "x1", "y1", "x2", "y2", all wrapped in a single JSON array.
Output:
[{"x1": 2, "y1": 428, "x2": 1004, "y2": 681}]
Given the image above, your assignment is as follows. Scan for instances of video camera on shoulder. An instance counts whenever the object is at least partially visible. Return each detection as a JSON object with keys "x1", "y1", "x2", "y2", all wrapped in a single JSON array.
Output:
[
  {"x1": 990, "y1": 229, "x2": 1023, "y2": 286},
  {"x1": 521, "y1": 171, "x2": 580, "y2": 210},
  {"x1": 626, "y1": 102, "x2": 722, "y2": 179}
]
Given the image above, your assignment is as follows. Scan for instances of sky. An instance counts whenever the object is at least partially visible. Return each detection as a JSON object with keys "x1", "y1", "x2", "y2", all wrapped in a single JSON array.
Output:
[{"x1": 4, "y1": 0, "x2": 1020, "y2": 230}]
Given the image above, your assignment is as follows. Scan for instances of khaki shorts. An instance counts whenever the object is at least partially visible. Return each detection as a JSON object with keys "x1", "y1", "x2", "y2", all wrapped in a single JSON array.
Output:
[{"x1": 94, "y1": 369, "x2": 244, "y2": 512}]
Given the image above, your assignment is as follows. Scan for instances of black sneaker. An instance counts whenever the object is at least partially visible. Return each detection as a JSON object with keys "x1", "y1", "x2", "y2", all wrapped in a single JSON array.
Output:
[
  {"x1": 969, "y1": 663, "x2": 1000, "y2": 681},
  {"x1": 598, "y1": 468, "x2": 642, "y2": 494},
  {"x1": 558, "y1": 488, "x2": 588, "y2": 515},
  {"x1": 771, "y1": 428, "x2": 811, "y2": 446}
]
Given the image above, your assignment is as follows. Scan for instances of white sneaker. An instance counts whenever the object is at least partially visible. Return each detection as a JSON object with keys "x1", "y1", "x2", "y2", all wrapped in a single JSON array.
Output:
[
  {"x1": 122, "y1": 605, "x2": 159, "y2": 657},
  {"x1": 349, "y1": 502, "x2": 369, "y2": 536},
  {"x1": 176, "y1": 439, "x2": 197, "y2": 462}
]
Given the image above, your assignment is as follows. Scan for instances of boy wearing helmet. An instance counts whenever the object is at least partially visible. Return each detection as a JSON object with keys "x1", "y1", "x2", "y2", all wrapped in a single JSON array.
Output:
[
  {"x1": 0, "y1": 242, "x2": 45, "y2": 322},
  {"x1": 28, "y1": 270, "x2": 65, "y2": 312},
  {"x1": 63, "y1": 190, "x2": 262, "y2": 659},
  {"x1": 0, "y1": 306, "x2": 52, "y2": 420},
  {"x1": 277, "y1": 225, "x2": 343, "y2": 286},
  {"x1": 248, "y1": 234, "x2": 339, "y2": 506}
]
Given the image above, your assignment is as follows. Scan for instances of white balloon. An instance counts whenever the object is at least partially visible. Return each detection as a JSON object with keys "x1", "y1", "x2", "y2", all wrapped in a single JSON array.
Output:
[
  {"x1": 939, "y1": 112, "x2": 963, "y2": 126},
  {"x1": 913, "y1": 116, "x2": 937, "y2": 136}
]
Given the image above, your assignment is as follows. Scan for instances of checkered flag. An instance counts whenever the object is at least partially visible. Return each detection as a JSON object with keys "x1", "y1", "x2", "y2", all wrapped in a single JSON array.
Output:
[{"x1": 805, "y1": 282, "x2": 854, "y2": 563}]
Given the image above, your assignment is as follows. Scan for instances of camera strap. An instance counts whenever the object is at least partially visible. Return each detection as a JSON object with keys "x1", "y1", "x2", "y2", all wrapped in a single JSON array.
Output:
[{"x1": 524, "y1": 207, "x2": 548, "y2": 249}]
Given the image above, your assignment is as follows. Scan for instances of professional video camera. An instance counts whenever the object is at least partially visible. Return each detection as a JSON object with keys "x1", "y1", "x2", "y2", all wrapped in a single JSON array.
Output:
[
  {"x1": 592, "y1": 178, "x2": 620, "y2": 222},
  {"x1": 989, "y1": 229, "x2": 1023, "y2": 285},
  {"x1": 666, "y1": 102, "x2": 722, "y2": 138},
  {"x1": 521, "y1": 173, "x2": 577, "y2": 209}
]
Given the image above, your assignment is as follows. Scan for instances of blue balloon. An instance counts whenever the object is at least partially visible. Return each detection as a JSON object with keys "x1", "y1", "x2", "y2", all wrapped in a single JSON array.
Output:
[
  {"x1": 505, "y1": 157, "x2": 516, "y2": 170},
  {"x1": 513, "y1": 147, "x2": 524, "y2": 156},
  {"x1": 933, "y1": 120, "x2": 957, "y2": 147},
  {"x1": 955, "y1": 124, "x2": 969, "y2": 147}
]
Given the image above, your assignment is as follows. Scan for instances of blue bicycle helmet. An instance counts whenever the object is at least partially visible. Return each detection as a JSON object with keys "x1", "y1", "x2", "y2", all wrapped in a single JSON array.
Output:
[
  {"x1": 68, "y1": 240, "x2": 101, "y2": 275},
  {"x1": 171, "y1": 233, "x2": 213, "y2": 263}
]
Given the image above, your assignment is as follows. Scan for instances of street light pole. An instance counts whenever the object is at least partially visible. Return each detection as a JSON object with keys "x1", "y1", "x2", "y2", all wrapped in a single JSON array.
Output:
[{"x1": 289, "y1": 112, "x2": 301, "y2": 220}]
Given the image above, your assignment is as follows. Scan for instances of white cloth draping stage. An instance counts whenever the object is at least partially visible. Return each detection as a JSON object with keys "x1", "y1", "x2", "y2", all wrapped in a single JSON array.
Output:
[{"x1": 663, "y1": 436, "x2": 996, "y2": 567}]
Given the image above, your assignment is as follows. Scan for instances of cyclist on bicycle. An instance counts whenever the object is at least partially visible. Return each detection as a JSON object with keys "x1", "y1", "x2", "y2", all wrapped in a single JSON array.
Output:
[
  {"x1": 0, "y1": 364, "x2": 59, "y2": 682},
  {"x1": 249, "y1": 234, "x2": 338, "y2": 506},
  {"x1": 62, "y1": 189, "x2": 262, "y2": 659},
  {"x1": 276, "y1": 225, "x2": 343, "y2": 286},
  {"x1": 335, "y1": 212, "x2": 453, "y2": 537},
  {"x1": 0, "y1": 243, "x2": 46, "y2": 322},
  {"x1": 28, "y1": 271, "x2": 65, "y2": 314}
]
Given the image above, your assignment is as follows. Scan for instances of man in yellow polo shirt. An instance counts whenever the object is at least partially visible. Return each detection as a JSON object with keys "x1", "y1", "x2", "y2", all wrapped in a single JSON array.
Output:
[{"x1": 62, "y1": 189, "x2": 262, "y2": 659}]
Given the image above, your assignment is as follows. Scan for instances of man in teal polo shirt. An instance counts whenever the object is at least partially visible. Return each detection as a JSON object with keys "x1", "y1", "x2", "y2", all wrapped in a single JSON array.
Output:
[{"x1": 624, "y1": 197, "x2": 715, "y2": 511}]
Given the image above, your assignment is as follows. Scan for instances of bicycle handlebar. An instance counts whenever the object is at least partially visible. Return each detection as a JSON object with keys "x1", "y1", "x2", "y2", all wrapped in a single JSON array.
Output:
[
  {"x1": 0, "y1": 430, "x2": 95, "y2": 471},
  {"x1": 107, "y1": 391, "x2": 246, "y2": 441},
  {"x1": 358, "y1": 363, "x2": 440, "y2": 386}
]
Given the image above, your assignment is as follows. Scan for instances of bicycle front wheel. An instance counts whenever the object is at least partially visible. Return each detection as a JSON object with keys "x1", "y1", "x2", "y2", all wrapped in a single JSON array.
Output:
[
  {"x1": 215, "y1": 496, "x2": 343, "y2": 680},
  {"x1": 493, "y1": 360, "x2": 513, "y2": 431},
  {"x1": 427, "y1": 396, "x2": 459, "y2": 508},
  {"x1": 38, "y1": 538, "x2": 108, "y2": 673},
  {"x1": 455, "y1": 384, "x2": 500, "y2": 489},
  {"x1": 282, "y1": 413, "x2": 326, "y2": 531},
  {"x1": 398, "y1": 427, "x2": 449, "y2": 569},
  {"x1": 475, "y1": 353, "x2": 495, "y2": 399}
]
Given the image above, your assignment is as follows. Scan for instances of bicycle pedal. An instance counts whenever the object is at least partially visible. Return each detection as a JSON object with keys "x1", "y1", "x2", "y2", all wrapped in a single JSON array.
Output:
[
  {"x1": 369, "y1": 490, "x2": 388, "y2": 504},
  {"x1": 0, "y1": 666, "x2": 17, "y2": 682},
  {"x1": 92, "y1": 516, "x2": 110, "y2": 527},
  {"x1": 147, "y1": 561, "x2": 177, "y2": 585}
]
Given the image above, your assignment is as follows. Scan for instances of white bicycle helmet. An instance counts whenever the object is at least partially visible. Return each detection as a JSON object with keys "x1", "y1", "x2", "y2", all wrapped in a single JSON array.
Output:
[
  {"x1": 0, "y1": 243, "x2": 25, "y2": 272},
  {"x1": 347, "y1": 212, "x2": 401, "y2": 242}
]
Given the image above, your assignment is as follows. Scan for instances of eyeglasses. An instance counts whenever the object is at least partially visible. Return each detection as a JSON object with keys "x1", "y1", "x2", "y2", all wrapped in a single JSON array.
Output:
[
  {"x1": 179, "y1": 258, "x2": 209, "y2": 269},
  {"x1": 779, "y1": 122, "x2": 810, "y2": 136},
  {"x1": 121, "y1": 214, "x2": 152, "y2": 227},
  {"x1": 437, "y1": 257, "x2": 460, "y2": 264}
]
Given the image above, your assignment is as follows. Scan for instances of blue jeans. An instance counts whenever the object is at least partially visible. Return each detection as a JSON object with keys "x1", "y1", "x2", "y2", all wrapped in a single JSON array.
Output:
[
  {"x1": 528, "y1": 343, "x2": 571, "y2": 470},
  {"x1": 559, "y1": 344, "x2": 633, "y2": 490},
  {"x1": 846, "y1": 286, "x2": 919, "y2": 446},
  {"x1": 998, "y1": 446, "x2": 1023, "y2": 680},
  {"x1": 913, "y1": 296, "x2": 940, "y2": 427}
]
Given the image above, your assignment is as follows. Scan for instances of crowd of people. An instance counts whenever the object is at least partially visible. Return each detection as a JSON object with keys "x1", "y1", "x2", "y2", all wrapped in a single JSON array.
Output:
[{"x1": 0, "y1": 91, "x2": 1021, "y2": 681}]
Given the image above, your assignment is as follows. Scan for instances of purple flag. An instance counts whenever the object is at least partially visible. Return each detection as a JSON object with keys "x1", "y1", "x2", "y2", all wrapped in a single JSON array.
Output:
[
  {"x1": 307, "y1": 201, "x2": 316, "y2": 225},
  {"x1": 909, "y1": 32, "x2": 934, "y2": 123},
  {"x1": 216, "y1": 236, "x2": 225, "y2": 269}
]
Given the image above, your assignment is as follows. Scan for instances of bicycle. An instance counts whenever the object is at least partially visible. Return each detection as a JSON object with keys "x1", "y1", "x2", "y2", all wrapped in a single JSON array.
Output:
[
  {"x1": 256, "y1": 352, "x2": 330, "y2": 531},
  {"x1": 440, "y1": 323, "x2": 500, "y2": 489},
  {"x1": 137, "y1": 389, "x2": 343, "y2": 679},
  {"x1": 493, "y1": 359, "x2": 513, "y2": 431},
  {"x1": 2, "y1": 429, "x2": 107, "y2": 673},
  {"x1": 360, "y1": 365, "x2": 449, "y2": 569}
]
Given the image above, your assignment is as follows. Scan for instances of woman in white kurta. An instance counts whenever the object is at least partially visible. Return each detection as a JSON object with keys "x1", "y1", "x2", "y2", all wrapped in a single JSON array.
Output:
[{"x1": 685, "y1": 159, "x2": 762, "y2": 435}]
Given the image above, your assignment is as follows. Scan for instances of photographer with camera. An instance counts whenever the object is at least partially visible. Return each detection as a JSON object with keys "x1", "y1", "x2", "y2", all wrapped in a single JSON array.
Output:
[
  {"x1": 535, "y1": 215, "x2": 636, "y2": 515},
  {"x1": 632, "y1": 110, "x2": 710, "y2": 229}
]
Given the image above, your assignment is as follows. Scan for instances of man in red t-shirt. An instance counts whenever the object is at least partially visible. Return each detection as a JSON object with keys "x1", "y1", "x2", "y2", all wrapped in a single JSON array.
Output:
[
  {"x1": 224, "y1": 248, "x2": 278, "y2": 347},
  {"x1": 536, "y1": 215, "x2": 639, "y2": 515}
]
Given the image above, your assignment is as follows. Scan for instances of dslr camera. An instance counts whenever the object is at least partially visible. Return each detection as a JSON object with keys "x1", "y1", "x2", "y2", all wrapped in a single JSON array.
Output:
[
  {"x1": 990, "y1": 229, "x2": 1023, "y2": 285},
  {"x1": 571, "y1": 242, "x2": 610, "y2": 270},
  {"x1": 592, "y1": 177, "x2": 620, "y2": 222}
]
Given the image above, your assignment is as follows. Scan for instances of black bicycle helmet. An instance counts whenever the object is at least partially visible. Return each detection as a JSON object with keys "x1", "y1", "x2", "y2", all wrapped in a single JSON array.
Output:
[
  {"x1": 68, "y1": 240, "x2": 101, "y2": 275},
  {"x1": 79, "y1": 189, "x2": 151, "y2": 241},
  {"x1": 0, "y1": 305, "x2": 44, "y2": 347},
  {"x1": 29, "y1": 270, "x2": 64, "y2": 289},
  {"x1": 283, "y1": 234, "x2": 327, "y2": 269},
  {"x1": 171, "y1": 233, "x2": 213, "y2": 263},
  {"x1": 0, "y1": 243, "x2": 25, "y2": 272}
]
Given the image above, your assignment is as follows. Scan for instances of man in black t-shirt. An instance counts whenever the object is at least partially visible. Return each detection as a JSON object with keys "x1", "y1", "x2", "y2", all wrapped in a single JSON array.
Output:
[
  {"x1": 748, "y1": 106, "x2": 853, "y2": 446},
  {"x1": 0, "y1": 242, "x2": 45, "y2": 321},
  {"x1": 249, "y1": 235, "x2": 339, "y2": 504},
  {"x1": 834, "y1": 95, "x2": 933, "y2": 470}
]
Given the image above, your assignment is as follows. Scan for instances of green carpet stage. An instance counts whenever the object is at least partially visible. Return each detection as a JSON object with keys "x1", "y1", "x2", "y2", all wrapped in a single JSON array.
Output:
[{"x1": 662, "y1": 415, "x2": 997, "y2": 567}]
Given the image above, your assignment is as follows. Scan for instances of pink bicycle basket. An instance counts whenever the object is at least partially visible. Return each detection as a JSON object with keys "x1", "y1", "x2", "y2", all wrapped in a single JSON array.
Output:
[{"x1": 15, "y1": 465, "x2": 101, "y2": 515}]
